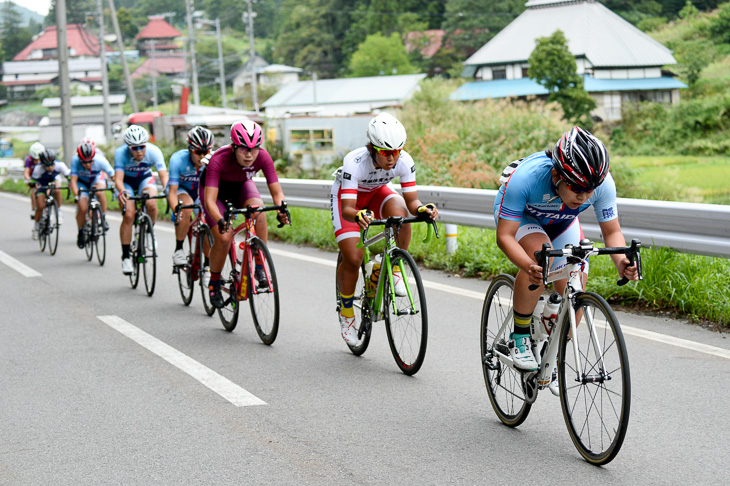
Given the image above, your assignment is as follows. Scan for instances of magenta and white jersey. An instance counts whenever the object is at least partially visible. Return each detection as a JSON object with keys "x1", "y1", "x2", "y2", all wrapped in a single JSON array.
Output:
[
  {"x1": 200, "y1": 145, "x2": 278, "y2": 188},
  {"x1": 335, "y1": 146, "x2": 417, "y2": 201}
]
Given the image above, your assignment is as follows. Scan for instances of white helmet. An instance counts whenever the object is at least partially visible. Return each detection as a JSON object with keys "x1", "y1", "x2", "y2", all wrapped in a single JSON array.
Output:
[
  {"x1": 124, "y1": 125, "x2": 149, "y2": 146},
  {"x1": 367, "y1": 113, "x2": 407, "y2": 150},
  {"x1": 29, "y1": 142, "x2": 45, "y2": 159}
]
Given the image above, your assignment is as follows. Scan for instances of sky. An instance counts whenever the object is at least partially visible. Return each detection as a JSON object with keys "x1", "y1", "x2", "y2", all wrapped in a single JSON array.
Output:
[{"x1": 12, "y1": 0, "x2": 50, "y2": 16}]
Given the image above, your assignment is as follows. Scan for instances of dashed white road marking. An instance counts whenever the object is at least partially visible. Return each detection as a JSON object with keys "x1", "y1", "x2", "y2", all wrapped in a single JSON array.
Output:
[{"x1": 0, "y1": 249, "x2": 42, "y2": 277}]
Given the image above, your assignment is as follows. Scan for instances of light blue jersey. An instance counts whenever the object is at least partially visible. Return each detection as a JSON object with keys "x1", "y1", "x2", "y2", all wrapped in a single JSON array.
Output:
[
  {"x1": 168, "y1": 149, "x2": 201, "y2": 194},
  {"x1": 114, "y1": 143, "x2": 166, "y2": 181},
  {"x1": 70, "y1": 152, "x2": 114, "y2": 187}
]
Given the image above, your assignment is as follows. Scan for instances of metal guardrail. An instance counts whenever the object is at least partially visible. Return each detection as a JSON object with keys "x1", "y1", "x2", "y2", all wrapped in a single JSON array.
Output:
[{"x1": 255, "y1": 177, "x2": 730, "y2": 259}]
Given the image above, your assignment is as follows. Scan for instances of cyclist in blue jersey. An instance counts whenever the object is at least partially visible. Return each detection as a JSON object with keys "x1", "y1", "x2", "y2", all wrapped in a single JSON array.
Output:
[
  {"x1": 494, "y1": 127, "x2": 638, "y2": 385},
  {"x1": 70, "y1": 139, "x2": 114, "y2": 248},
  {"x1": 113, "y1": 125, "x2": 169, "y2": 275},
  {"x1": 168, "y1": 126, "x2": 214, "y2": 273}
]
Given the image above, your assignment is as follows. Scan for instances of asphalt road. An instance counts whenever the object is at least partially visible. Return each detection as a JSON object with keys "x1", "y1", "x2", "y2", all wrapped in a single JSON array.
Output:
[{"x1": 1, "y1": 191, "x2": 729, "y2": 485}]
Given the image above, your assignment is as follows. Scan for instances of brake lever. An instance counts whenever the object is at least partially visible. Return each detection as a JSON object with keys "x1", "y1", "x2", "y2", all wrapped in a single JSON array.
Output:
[{"x1": 528, "y1": 243, "x2": 552, "y2": 291}]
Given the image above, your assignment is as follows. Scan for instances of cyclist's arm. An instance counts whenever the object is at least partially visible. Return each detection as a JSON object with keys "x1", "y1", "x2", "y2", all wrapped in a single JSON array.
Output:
[
  {"x1": 114, "y1": 170, "x2": 127, "y2": 204},
  {"x1": 496, "y1": 218, "x2": 543, "y2": 285},
  {"x1": 204, "y1": 185, "x2": 223, "y2": 225},
  {"x1": 167, "y1": 184, "x2": 179, "y2": 214},
  {"x1": 157, "y1": 169, "x2": 169, "y2": 192},
  {"x1": 403, "y1": 191, "x2": 438, "y2": 219},
  {"x1": 23, "y1": 166, "x2": 32, "y2": 181},
  {"x1": 267, "y1": 181, "x2": 289, "y2": 224},
  {"x1": 70, "y1": 175, "x2": 79, "y2": 198},
  {"x1": 599, "y1": 218, "x2": 639, "y2": 281}
]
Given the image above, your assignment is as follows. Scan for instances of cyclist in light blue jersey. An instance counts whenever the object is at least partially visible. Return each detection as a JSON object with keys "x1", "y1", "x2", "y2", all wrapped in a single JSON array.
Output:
[
  {"x1": 70, "y1": 139, "x2": 114, "y2": 248},
  {"x1": 494, "y1": 127, "x2": 638, "y2": 378},
  {"x1": 113, "y1": 125, "x2": 169, "y2": 275},
  {"x1": 168, "y1": 126, "x2": 214, "y2": 270}
]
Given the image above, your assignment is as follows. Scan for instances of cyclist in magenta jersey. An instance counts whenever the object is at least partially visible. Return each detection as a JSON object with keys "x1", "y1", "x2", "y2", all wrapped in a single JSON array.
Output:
[
  {"x1": 168, "y1": 126, "x2": 214, "y2": 271},
  {"x1": 70, "y1": 139, "x2": 114, "y2": 248},
  {"x1": 114, "y1": 125, "x2": 169, "y2": 275},
  {"x1": 331, "y1": 112, "x2": 437, "y2": 345},
  {"x1": 199, "y1": 120, "x2": 289, "y2": 308},
  {"x1": 23, "y1": 142, "x2": 45, "y2": 219},
  {"x1": 494, "y1": 126, "x2": 639, "y2": 379}
]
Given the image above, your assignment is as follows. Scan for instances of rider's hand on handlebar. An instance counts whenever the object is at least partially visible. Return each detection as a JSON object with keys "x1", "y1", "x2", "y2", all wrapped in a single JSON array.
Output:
[
  {"x1": 527, "y1": 263, "x2": 543, "y2": 287},
  {"x1": 118, "y1": 190, "x2": 129, "y2": 205},
  {"x1": 417, "y1": 203, "x2": 438, "y2": 219},
  {"x1": 217, "y1": 217, "x2": 228, "y2": 234},
  {"x1": 355, "y1": 209, "x2": 373, "y2": 230},
  {"x1": 618, "y1": 257, "x2": 640, "y2": 281}
]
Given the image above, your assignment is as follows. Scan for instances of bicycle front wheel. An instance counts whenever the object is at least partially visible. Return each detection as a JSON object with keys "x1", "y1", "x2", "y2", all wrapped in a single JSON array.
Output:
[
  {"x1": 84, "y1": 220, "x2": 94, "y2": 261},
  {"x1": 247, "y1": 238, "x2": 279, "y2": 344},
  {"x1": 177, "y1": 233, "x2": 194, "y2": 306},
  {"x1": 217, "y1": 247, "x2": 240, "y2": 332},
  {"x1": 481, "y1": 274, "x2": 531, "y2": 427},
  {"x1": 335, "y1": 252, "x2": 372, "y2": 356},
  {"x1": 39, "y1": 209, "x2": 48, "y2": 252},
  {"x1": 198, "y1": 226, "x2": 215, "y2": 317},
  {"x1": 48, "y1": 202, "x2": 60, "y2": 256},
  {"x1": 559, "y1": 292, "x2": 631, "y2": 466},
  {"x1": 129, "y1": 225, "x2": 140, "y2": 289},
  {"x1": 94, "y1": 208, "x2": 106, "y2": 266},
  {"x1": 384, "y1": 249, "x2": 427, "y2": 375},
  {"x1": 141, "y1": 217, "x2": 157, "y2": 296}
]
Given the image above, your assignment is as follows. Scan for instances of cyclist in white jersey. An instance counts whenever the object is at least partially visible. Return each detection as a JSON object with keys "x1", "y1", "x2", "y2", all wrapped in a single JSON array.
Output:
[
  {"x1": 494, "y1": 127, "x2": 638, "y2": 383},
  {"x1": 330, "y1": 113, "x2": 437, "y2": 345}
]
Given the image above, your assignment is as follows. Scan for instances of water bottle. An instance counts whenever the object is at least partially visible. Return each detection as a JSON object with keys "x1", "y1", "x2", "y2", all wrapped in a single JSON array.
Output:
[
  {"x1": 539, "y1": 292, "x2": 562, "y2": 339},
  {"x1": 530, "y1": 295, "x2": 547, "y2": 340},
  {"x1": 365, "y1": 255, "x2": 381, "y2": 298}
]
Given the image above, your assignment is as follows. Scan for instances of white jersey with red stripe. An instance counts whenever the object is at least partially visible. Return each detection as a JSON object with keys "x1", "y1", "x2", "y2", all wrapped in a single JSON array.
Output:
[{"x1": 335, "y1": 146, "x2": 417, "y2": 199}]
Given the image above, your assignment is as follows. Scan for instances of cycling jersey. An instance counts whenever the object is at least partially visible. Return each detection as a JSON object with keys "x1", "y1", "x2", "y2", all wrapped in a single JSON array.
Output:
[
  {"x1": 24, "y1": 155, "x2": 38, "y2": 170},
  {"x1": 113, "y1": 143, "x2": 166, "y2": 181},
  {"x1": 31, "y1": 161, "x2": 71, "y2": 186},
  {"x1": 200, "y1": 145, "x2": 278, "y2": 189},
  {"x1": 70, "y1": 152, "x2": 114, "y2": 187},
  {"x1": 335, "y1": 146, "x2": 417, "y2": 199},
  {"x1": 168, "y1": 149, "x2": 202, "y2": 194}
]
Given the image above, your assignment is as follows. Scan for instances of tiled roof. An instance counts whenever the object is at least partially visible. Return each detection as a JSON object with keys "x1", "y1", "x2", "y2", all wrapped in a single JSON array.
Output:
[
  {"x1": 131, "y1": 55, "x2": 186, "y2": 79},
  {"x1": 136, "y1": 16, "x2": 183, "y2": 40},
  {"x1": 13, "y1": 24, "x2": 113, "y2": 61}
]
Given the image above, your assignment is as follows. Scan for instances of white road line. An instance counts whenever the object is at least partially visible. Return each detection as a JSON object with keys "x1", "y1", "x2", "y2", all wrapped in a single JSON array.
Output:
[
  {"x1": 98, "y1": 315, "x2": 266, "y2": 407},
  {"x1": 0, "y1": 250, "x2": 42, "y2": 277}
]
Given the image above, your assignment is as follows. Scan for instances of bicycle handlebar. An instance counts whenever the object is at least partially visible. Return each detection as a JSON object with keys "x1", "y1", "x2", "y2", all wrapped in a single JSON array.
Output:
[
  {"x1": 223, "y1": 201, "x2": 292, "y2": 230},
  {"x1": 36, "y1": 184, "x2": 71, "y2": 199},
  {"x1": 357, "y1": 212, "x2": 439, "y2": 249},
  {"x1": 528, "y1": 238, "x2": 643, "y2": 291},
  {"x1": 174, "y1": 202, "x2": 203, "y2": 224}
]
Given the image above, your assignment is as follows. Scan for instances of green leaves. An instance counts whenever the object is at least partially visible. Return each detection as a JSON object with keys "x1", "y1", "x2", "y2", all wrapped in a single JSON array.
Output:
[{"x1": 348, "y1": 33, "x2": 416, "y2": 77}]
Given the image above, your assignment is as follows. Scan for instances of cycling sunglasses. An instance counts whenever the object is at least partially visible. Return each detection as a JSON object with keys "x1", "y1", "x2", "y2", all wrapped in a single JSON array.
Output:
[
  {"x1": 563, "y1": 180, "x2": 593, "y2": 194},
  {"x1": 191, "y1": 148, "x2": 209, "y2": 156},
  {"x1": 373, "y1": 146, "x2": 401, "y2": 158},
  {"x1": 233, "y1": 144, "x2": 260, "y2": 153},
  {"x1": 130, "y1": 145, "x2": 146, "y2": 152}
]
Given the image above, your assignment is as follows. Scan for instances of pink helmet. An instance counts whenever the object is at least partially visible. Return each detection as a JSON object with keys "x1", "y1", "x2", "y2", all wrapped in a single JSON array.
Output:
[{"x1": 230, "y1": 120, "x2": 262, "y2": 148}]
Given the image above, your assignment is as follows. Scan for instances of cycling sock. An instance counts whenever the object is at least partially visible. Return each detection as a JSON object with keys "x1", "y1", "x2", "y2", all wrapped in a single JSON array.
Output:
[
  {"x1": 203, "y1": 257, "x2": 210, "y2": 267},
  {"x1": 122, "y1": 244, "x2": 130, "y2": 259},
  {"x1": 210, "y1": 271, "x2": 221, "y2": 284},
  {"x1": 340, "y1": 292, "x2": 355, "y2": 318},
  {"x1": 175, "y1": 239, "x2": 184, "y2": 251},
  {"x1": 513, "y1": 310, "x2": 532, "y2": 336}
]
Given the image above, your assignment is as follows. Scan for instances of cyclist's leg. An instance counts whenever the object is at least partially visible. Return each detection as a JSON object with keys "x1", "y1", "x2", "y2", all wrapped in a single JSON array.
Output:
[
  {"x1": 34, "y1": 188, "x2": 46, "y2": 222},
  {"x1": 174, "y1": 190, "x2": 194, "y2": 251},
  {"x1": 140, "y1": 176, "x2": 159, "y2": 223},
  {"x1": 375, "y1": 186, "x2": 409, "y2": 248},
  {"x1": 120, "y1": 181, "x2": 137, "y2": 270},
  {"x1": 241, "y1": 179, "x2": 266, "y2": 242},
  {"x1": 203, "y1": 194, "x2": 233, "y2": 307},
  {"x1": 76, "y1": 181, "x2": 90, "y2": 228},
  {"x1": 96, "y1": 176, "x2": 109, "y2": 215}
]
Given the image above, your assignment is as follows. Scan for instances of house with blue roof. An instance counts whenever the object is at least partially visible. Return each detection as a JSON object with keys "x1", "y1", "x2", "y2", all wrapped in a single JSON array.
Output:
[{"x1": 451, "y1": 0, "x2": 686, "y2": 121}]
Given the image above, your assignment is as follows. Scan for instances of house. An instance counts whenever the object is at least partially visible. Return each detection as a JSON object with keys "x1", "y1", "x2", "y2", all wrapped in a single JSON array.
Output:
[
  {"x1": 263, "y1": 73, "x2": 426, "y2": 169},
  {"x1": 131, "y1": 53, "x2": 187, "y2": 80},
  {"x1": 39, "y1": 94, "x2": 127, "y2": 148},
  {"x1": 231, "y1": 53, "x2": 273, "y2": 94},
  {"x1": 135, "y1": 16, "x2": 182, "y2": 57},
  {"x1": 12, "y1": 24, "x2": 112, "y2": 61},
  {"x1": 451, "y1": 0, "x2": 686, "y2": 121}
]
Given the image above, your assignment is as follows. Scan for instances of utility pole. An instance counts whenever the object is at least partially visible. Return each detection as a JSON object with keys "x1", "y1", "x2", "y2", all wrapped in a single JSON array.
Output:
[
  {"x1": 96, "y1": 0, "x2": 111, "y2": 143},
  {"x1": 107, "y1": 0, "x2": 138, "y2": 112},
  {"x1": 149, "y1": 39, "x2": 158, "y2": 111},
  {"x1": 215, "y1": 18, "x2": 227, "y2": 108},
  {"x1": 243, "y1": 0, "x2": 258, "y2": 112},
  {"x1": 56, "y1": 0, "x2": 73, "y2": 164},
  {"x1": 185, "y1": 0, "x2": 200, "y2": 105}
]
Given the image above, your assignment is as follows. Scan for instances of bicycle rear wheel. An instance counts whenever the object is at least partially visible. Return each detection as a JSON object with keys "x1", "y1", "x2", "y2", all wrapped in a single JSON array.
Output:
[
  {"x1": 141, "y1": 217, "x2": 157, "y2": 297},
  {"x1": 198, "y1": 226, "x2": 215, "y2": 317},
  {"x1": 481, "y1": 274, "x2": 531, "y2": 426},
  {"x1": 84, "y1": 220, "x2": 94, "y2": 261},
  {"x1": 384, "y1": 249, "x2": 427, "y2": 375},
  {"x1": 217, "y1": 248, "x2": 240, "y2": 331},
  {"x1": 129, "y1": 225, "x2": 140, "y2": 289},
  {"x1": 559, "y1": 292, "x2": 630, "y2": 466},
  {"x1": 39, "y1": 209, "x2": 48, "y2": 252},
  {"x1": 177, "y1": 233, "x2": 194, "y2": 306},
  {"x1": 94, "y1": 208, "x2": 106, "y2": 266},
  {"x1": 247, "y1": 238, "x2": 279, "y2": 344},
  {"x1": 335, "y1": 252, "x2": 372, "y2": 356},
  {"x1": 48, "y1": 202, "x2": 60, "y2": 256}
]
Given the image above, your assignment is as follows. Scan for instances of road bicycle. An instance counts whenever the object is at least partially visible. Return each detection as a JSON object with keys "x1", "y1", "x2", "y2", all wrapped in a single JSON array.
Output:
[
  {"x1": 79, "y1": 186, "x2": 114, "y2": 266},
  {"x1": 217, "y1": 202, "x2": 291, "y2": 344},
  {"x1": 335, "y1": 213, "x2": 438, "y2": 376},
  {"x1": 126, "y1": 192, "x2": 167, "y2": 297},
  {"x1": 36, "y1": 184, "x2": 69, "y2": 256},
  {"x1": 173, "y1": 202, "x2": 215, "y2": 316},
  {"x1": 480, "y1": 238, "x2": 642, "y2": 465}
]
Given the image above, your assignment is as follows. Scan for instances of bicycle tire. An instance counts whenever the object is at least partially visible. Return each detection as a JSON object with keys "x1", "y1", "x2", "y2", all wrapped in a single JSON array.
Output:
[
  {"x1": 559, "y1": 292, "x2": 631, "y2": 466},
  {"x1": 94, "y1": 208, "x2": 106, "y2": 266},
  {"x1": 141, "y1": 216, "x2": 157, "y2": 296},
  {"x1": 39, "y1": 208, "x2": 48, "y2": 252},
  {"x1": 248, "y1": 238, "x2": 279, "y2": 345},
  {"x1": 481, "y1": 274, "x2": 531, "y2": 427},
  {"x1": 84, "y1": 219, "x2": 94, "y2": 261},
  {"x1": 384, "y1": 249, "x2": 427, "y2": 375},
  {"x1": 129, "y1": 223, "x2": 140, "y2": 289},
  {"x1": 48, "y1": 201, "x2": 60, "y2": 256},
  {"x1": 335, "y1": 252, "x2": 372, "y2": 356},
  {"x1": 198, "y1": 226, "x2": 215, "y2": 317},
  {"x1": 177, "y1": 232, "x2": 194, "y2": 306},
  {"x1": 217, "y1": 247, "x2": 240, "y2": 331}
]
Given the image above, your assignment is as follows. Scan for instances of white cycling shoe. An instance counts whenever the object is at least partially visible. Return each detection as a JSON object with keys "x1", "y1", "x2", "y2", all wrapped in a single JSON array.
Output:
[
  {"x1": 339, "y1": 313, "x2": 359, "y2": 345},
  {"x1": 121, "y1": 257, "x2": 133, "y2": 275},
  {"x1": 509, "y1": 333, "x2": 538, "y2": 371},
  {"x1": 549, "y1": 368, "x2": 559, "y2": 396},
  {"x1": 172, "y1": 249, "x2": 187, "y2": 266},
  {"x1": 392, "y1": 268, "x2": 407, "y2": 297}
]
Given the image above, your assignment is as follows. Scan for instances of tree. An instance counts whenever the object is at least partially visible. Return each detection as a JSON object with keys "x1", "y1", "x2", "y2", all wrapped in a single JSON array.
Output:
[
  {"x1": 709, "y1": 2, "x2": 730, "y2": 43},
  {"x1": 528, "y1": 30, "x2": 596, "y2": 126},
  {"x1": 1, "y1": 2, "x2": 36, "y2": 62},
  {"x1": 47, "y1": 0, "x2": 95, "y2": 26},
  {"x1": 348, "y1": 33, "x2": 415, "y2": 77}
]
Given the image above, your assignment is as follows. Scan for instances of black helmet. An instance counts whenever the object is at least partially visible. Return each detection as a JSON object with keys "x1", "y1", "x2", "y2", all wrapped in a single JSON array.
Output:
[
  {"x1": 40, "y1": 149, "x2": 56, "y2": 167},
  {"x1": 551, "y1": 127, "x2": 609, "y2": 192},
  {"x1": 77, "y1": 142, "x2": 95, "y2": 162}
]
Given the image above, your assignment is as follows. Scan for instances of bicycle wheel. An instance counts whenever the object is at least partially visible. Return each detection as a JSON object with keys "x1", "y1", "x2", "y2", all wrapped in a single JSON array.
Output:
[
  {"x1": 129, "y1": 224, "x2": 141, "y2": 289},
  {"x1": 48, "y1": 202, "x2": 60, "y2": 256},
  {"x1": 177, "y1": 233, "x2": 194, "y2": 306},
  {"x1": 39, "y1": 208, "x2": 48, "y2": 252},
  {"x1": 559, "y1": 292, "x2": 630, "y2": 466},
  {"x1": 198, "y1": 226, "x2": 215, "y2": 317},
  {"x1": 384, "y1": 249, "x2": 427, "y2": 375},
  {"x1": 84, "y1": 220, "x2": 94, "y2": 261},
  {"x1": 217, "y1": 248, "x2": 240, "y2": 331},
  {"x1": 481, "y1": 274, "x2": 531, "y2": 426},
  {"x1": 94, "y1": 208, "x2": 106, "y2": 266},
  {"x1": 141, "y1": 217, "x2": 157, "y2": 297},
  {"x1": 335, "y1": 252, "x2": 372, "y2": 356},
  {"x1": 248, "y1": 238, "x2": 279, "y2": 345}
]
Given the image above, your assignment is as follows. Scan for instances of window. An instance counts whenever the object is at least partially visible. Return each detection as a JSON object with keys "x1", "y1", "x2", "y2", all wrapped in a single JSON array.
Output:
[
  {"x1": 521, "y1": 67, "x2": 529, "y2": 78},
  {"x1": 492, "y1": 68, "x2": 506, "y2": 80},
  {"x1": 289, "y1": 129, "x2": 334, "y2": 152}
]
